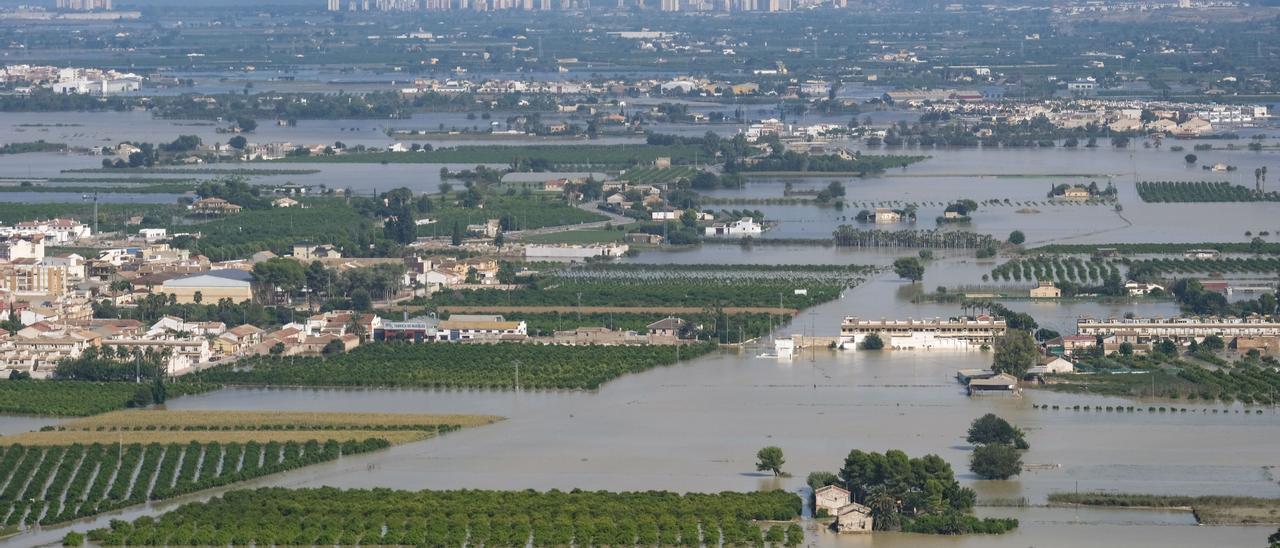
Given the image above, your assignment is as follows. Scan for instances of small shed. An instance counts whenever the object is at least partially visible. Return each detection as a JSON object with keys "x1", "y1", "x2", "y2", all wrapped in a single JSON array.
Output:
[{"x1": 967, "y1": 373, "x2": 1019, "y2": 395}]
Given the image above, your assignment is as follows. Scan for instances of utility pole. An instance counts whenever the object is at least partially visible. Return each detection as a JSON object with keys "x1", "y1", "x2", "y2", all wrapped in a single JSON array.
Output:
[{"x1": 513, "y1": 359, "x2": 521, "y2": 391}]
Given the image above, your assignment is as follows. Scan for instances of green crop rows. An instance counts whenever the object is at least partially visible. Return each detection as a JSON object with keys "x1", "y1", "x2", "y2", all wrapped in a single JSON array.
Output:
[
  {"x1": 1136, "y1": 181, "x2": 1280, "y2": 203},
  {"x1": 0, "y1": 439, "x2": 389, "y2": 530},
  {"x1": 82, "y1": 487, "x2": 803, "y2": 546},
  {"x1": 430, "y1": 264, "x2": 867, "y2": 309},
  {"x1": 1177, "y1": 366, "x2": 1280, "y2": 404},
  {"x1": 1125, "y1": 257, "x2": 1280, "y2": 275},
  {"x1": 989, "y1": 257, "x2": 1119, "y2": 283},
  {"x1": 202, "y1": 342, "x2": 716, "y2": 390},
  {"x1": 620, "y1": 166, "x2": 699, "y2": 184},
  {"x1": 0, "y1": 382, "x2": 220, "y2": 417}
]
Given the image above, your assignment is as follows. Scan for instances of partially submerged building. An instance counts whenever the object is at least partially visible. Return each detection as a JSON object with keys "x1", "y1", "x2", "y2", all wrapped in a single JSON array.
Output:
[{"x1": 840, "y1": 316, "x2": 1007, "y2": 350}]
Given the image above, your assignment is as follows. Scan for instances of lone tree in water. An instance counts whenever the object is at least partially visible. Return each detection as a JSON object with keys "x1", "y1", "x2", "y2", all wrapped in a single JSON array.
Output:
[
  {"x1": 967, "y1": 414, "x2": 1030, "y2": 480},
  {"x1": 892, "y1": 257, "x2": 925, "y2": 283},
  {"x1": 756, "y1": 446, "x2": 786, "y2": 476},
  {"x1": 1007, "y1": 230, "x2": 1025, "y2": 245},
  {"x1": 992, "y1": 330, "x2": 1038, "y2": 379},
  {"x1": 967, "y1": 414, "x2": 1029, "y2": 449},
  {"x1": 970, "y1": 443, "x2": 1023, "y2": 480},
  {"x1": 861, "y1": 333, "x2": 885, "y2": 350}
]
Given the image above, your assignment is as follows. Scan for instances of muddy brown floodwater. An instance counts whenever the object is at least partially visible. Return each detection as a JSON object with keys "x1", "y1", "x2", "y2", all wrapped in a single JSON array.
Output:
[
  {"x1": 2, "y1": 132, "x2": 1279, "y2": 546},
  {"x1": 5, "y1": 268, "x2": 1277, "y2": 547}
]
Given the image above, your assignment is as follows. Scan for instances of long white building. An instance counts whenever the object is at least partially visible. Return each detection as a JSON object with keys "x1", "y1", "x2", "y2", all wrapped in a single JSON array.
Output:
[
  {"x1": 1075, "y1": 316, "x2": 1280, "y2": 340},
  {"x1": 839, "y1": 316, "x2": 1007, "y2": 350}
]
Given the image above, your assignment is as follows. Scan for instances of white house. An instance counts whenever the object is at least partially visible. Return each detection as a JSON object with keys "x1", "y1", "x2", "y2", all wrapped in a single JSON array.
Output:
[
  {"x1": 138, "y1": 228, "x2": 168, "y2": 243},
  {"x1": 1028, "y1": 356, "x2": 1074, "y2": 376},
  {"x1": 1125, "y1": 282, "x2": 1165, "y2": 296},
  {"x1": 704, "y1": 217, "x2": 763, "y2": 237},
  {"x1": 0, "y1": 218, "x2": 91, "y2": 244}
]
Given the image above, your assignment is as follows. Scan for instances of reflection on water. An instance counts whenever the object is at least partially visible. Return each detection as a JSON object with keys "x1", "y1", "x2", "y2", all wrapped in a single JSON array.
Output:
[{"x1": 1, "y1": 119, "x2": 1278, "y2": 547}]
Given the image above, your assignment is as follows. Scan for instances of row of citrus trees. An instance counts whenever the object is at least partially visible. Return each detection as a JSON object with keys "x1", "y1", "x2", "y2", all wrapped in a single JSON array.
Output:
[
  {"x1": 77, "y1": 487, "x2": 803, "y2": 547},
  {"x1": 0, "y1": 438, "x2": 389, "y2": 529},
  {"x1": 1124, "y1": 256, "x2": 1280, "y2": 275},
  {"x1": 0, "y1": 381, "x2": 219, "y2": 417},
  {"x1": 512, "y1": 311, "x2": 792, "y2": 344},
  {"x1": 989, "y1": 257, "x2": 1119, "y2": 283},
  {"x1": 432, "y1": 265, "x2": 862, "y2": 309},
  {"x1": 1136, "y1": 181, "x2": 1280, "y2": 203},
  {"x1": 200, "y1": 342, "x2": 716, "y2": 391},
  {"x1": 1177, "y1": 364, "x2": 1280, "y2": 405}
]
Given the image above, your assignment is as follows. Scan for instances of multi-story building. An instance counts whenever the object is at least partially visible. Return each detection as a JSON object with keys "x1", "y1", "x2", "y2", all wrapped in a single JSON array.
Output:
[
  {"x1": 839, "y1": 316, "x2": 1008, "y2": 350},
  {"x1": 101, "y1": 338, "x2": 211, "y2": 377},
  {"x1": 1075, "y1": 316, "x2": 1280, "y2": 341},
  {"x1": 55, "y1": 0, "x2": 112, "y2": 10},
  {"x1": 0, "y1": 235, "x2": 44, "y2": 262},
  {"x1": 0, "y1": 259, "x2": 68, "y2": 298},
  {"x1": 0, "y1": 218, "x2": 90, "y2": 244},
  {"x1": 0, "y1": 329, "x2": 97, "y2": 379}
]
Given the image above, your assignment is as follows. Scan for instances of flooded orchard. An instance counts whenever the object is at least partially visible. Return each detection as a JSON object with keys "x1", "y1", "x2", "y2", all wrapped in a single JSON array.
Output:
[
  {"x1": 7, "y1": 269, "x2": 1277, "y2": 547},
  {"x1": 1, "y1": 113, "x2": 1279, "y2": 546}
]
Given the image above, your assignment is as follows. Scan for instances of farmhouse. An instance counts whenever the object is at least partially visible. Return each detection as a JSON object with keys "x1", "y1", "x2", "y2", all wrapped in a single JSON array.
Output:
[
  {"x1": 1029, "y1": 281, "x2": 1061, "y2": 298},
  {"x1": 704, "y1": 217, "x2": 763, "y2": 237},
  {"x1": 872, "y1": 208, "x2": 901, "y2": 224},
  {"x1": 1028, "y1": 356, "x2": 1074, "y2": 376},
  {"x1": 836, "y1": 502, "x2": 874, "y2": 533},
  {"x1": 814, "y1": 485, "x2": 851, "y2": 516}
]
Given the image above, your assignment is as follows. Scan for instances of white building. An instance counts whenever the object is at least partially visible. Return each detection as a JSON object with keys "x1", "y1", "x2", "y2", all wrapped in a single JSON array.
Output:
[
  {"x1": 137, "y1": 228, "x2": 167, "y2": 243},
  {"x1": 0, "y1": 218, "x2": 91, "y2": 244},
  {"x1": 840, "y1": 316, "x2": 1008, "y2": 350},
  {"x1": 0, "y1": 235, "x2": 45, "y2": 261},
  {"x1": 523, "y1": 243, "x2": 630, "y2": 260},
  {"x1": 1125, "y1": 282, "x2": 1165, "y2": 296},
  {"x1": 101, "y1": 337, "x2": 211, "y2": 377},
  {"x1": 0, "y1": 329, "x2": 96, "y2": 379},
  {"x1": 1028, "y1": 356, "x2": 1074, "y2": 376},
  {"x1": 704, "y1": 217, "x2": 763, "y2": 237},
  {"x1": 438, "y1": 314, "x2": 527, "y2": 341}
]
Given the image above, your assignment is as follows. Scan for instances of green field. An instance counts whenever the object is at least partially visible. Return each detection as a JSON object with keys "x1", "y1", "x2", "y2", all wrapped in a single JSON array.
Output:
[
  {"x1": 79, "y1": 487, "x2": 803, "y2": 546},
  {"x1": 427, "y1": 195, "x2": 607, "y2": 233},
  {"x1": 620, "y1": 166, "x2": 699, "y2": 184},
  {"x1": 0, "y1": 381, "x2": 219, "y2": 417},
  {"x1": 199, "y1": 342, "x2": 716, "y2": 390},
  {"x1": 429, "y1": 264, "x2": 869, "y2": 309},
  {"x1": 0, "y1": 439, "x2": 390, "y2": 530},
  {"x1": 1136, "y1": 181, "x2": 1280, "y2": 203}
]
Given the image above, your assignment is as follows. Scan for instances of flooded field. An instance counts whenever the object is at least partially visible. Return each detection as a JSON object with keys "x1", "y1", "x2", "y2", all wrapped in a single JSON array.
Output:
[
  {"x1": 4, "y1": 267, "x2": 1275, "y2": 547},
  {"x1": 1, "y1": 113, "x2": 1278, "y2": 547}
]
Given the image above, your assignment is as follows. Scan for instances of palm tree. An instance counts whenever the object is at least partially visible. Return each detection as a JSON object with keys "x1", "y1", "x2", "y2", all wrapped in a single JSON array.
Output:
[{"x1": 865, "y1": 486, "x2": 900, "y2": 531}]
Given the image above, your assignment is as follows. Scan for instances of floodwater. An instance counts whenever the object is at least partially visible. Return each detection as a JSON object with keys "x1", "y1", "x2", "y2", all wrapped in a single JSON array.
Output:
[
  {"x1": 2, "y1": 267, "x2": 1272, "y2": 547},
  {"x1": 1, "y1": 115, "x2": 1279, "y2": 546},
  {"x1": 711, "y1": 141, "x2": 1280, "y2": 244}
]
